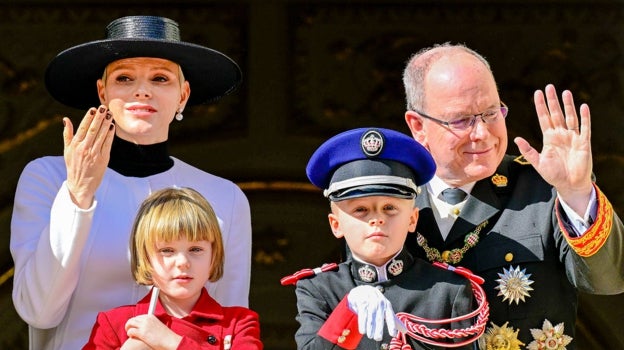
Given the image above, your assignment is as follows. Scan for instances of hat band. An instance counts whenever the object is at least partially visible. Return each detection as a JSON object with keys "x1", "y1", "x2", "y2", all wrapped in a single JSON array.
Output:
[
  {"x1": 106, "y1": 16, "x2": 180, "y2": 41},
  {"x1": 323, "y1": 175, "x2": 418, "y2": 198},
  {"x1": 328, "y1": 185, "x2": 416, "y2": 202}
]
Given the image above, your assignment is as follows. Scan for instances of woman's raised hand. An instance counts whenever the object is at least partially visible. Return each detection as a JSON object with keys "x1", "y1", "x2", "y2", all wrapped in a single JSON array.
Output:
[{"x1": 63, "y1": 105, "x2": 115, "y2": 209}]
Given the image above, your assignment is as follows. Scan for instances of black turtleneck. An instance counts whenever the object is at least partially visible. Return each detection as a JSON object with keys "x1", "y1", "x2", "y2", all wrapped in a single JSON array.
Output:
[{"x1": 108, "y1": 135, "x2": 174, "y2": 177}]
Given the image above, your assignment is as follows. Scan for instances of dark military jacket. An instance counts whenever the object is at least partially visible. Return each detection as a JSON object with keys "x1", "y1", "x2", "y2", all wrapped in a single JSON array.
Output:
[
  {"x1": 293, "y1": 250, "x2": 478, "y2": 350},
  {"x1": 405, "y1": 154, "x2": 624, "y2": 348}
]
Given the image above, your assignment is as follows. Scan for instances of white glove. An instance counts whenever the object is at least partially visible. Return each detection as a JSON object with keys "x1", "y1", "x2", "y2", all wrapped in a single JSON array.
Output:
[{"x1": 347, "y1": 285, "x2": 401, "y2": 341}]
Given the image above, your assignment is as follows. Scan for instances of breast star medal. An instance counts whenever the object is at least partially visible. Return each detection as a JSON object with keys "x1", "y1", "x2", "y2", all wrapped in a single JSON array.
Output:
[
  {"x1": 478, "y1": 322, "x2": 524, "y2": 350},
  {"x1": 526, "y1": 319, "x2": 572, "y2": 350},
  {"x1": 495, "y1": 265, "x2": 534, "y2": 305}
]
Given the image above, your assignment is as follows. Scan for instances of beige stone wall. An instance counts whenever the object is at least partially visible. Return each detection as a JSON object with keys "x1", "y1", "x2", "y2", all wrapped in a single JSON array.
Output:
[{"x1": 2, "y1": 1, "x2": 624, "y2": 349}]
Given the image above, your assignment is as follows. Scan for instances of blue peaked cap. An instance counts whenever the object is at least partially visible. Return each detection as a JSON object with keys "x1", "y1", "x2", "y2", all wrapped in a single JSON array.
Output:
[{"x1": 306, "y1": 127, "x2": 436, "y2": 201}]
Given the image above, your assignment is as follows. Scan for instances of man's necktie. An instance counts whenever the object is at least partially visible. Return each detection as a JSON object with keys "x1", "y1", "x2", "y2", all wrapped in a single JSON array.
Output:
[{"x1": 441, "y1": 188, "x2": 467, "y2": 205}]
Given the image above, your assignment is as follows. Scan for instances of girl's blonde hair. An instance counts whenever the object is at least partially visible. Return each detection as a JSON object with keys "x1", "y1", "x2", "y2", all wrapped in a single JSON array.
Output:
[{"x1": 130, "y1": 187, "x2": 224, "y2": 285}]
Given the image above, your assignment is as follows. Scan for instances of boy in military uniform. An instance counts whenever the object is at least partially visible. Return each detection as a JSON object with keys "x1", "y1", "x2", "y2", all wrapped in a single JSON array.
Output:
[{"x1": 282, "y1": 127, "x2": 487, "y2": 349}]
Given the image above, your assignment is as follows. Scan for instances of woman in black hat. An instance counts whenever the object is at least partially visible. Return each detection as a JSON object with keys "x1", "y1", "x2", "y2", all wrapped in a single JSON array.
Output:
[{"x1": 10, "y1": 16, "x2": 252, "y2": 350}]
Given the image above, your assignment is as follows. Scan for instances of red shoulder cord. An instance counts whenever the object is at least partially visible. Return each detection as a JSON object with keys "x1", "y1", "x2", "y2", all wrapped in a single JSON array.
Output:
[
  {"x1": 280, "y1": 263, "x2": 339, "y2": 286},
  {"x1": 389, "y1": 262, "x2": 489, "y2": 349}
]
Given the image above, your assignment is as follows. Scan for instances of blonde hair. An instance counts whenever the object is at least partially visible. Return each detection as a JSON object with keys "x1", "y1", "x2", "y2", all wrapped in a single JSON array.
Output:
[{"x1": 130, "y1": 187, "x2": 224, "y2": 285}]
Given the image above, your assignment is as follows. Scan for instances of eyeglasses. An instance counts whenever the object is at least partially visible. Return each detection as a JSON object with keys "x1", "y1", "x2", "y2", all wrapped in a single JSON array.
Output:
[{"x1": 413, "y1": 102, "x2": 508, "y2": 131}]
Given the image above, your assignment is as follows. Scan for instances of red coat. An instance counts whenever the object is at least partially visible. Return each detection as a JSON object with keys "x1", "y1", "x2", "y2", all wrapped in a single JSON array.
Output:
[{"x1": 82, "y1": 288, "x2": 262, "y2": 349}]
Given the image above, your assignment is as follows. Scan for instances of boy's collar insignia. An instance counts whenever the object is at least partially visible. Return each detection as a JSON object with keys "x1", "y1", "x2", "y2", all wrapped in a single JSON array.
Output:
[
  {"x1": 358, "y1": 265, "x2": 377, "y2": 282},
  {"x1": 360, "y1": 129, "x2": 384, "y2": 157},
  {"x1": 387, "y1": 259, "x2": 404, "y2": 276}
]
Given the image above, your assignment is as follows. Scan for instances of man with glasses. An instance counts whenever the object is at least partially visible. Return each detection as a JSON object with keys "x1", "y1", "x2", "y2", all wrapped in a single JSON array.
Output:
[{"x1": 402, "y1": 43, "x2": 624, "y2": 349}]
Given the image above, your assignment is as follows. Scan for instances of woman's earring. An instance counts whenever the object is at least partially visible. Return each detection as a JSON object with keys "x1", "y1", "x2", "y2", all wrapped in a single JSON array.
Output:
[{"x1": 175, "y1": 109, "x2": 184, "y2": 121}]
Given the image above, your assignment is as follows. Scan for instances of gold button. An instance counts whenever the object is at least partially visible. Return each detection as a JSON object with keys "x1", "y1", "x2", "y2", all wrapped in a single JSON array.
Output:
[
  {"x1": 341, "y1": 329, "x2": 350, "y2": 336},
  {"x1": 505, "y1": 253, "x2": 513, "y2": 262},
  {"x1": 452, "y1": 208, "x2": 460, "y2": 215},
  {"x1": 338, "y1": 335, "x2": 345, "y2": 343}
]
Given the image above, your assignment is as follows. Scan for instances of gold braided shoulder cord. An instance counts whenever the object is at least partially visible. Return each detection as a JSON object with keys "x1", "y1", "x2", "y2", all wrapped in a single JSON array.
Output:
[{"x1": 416, "y1": 220, "x2": 488, "y2": 264}]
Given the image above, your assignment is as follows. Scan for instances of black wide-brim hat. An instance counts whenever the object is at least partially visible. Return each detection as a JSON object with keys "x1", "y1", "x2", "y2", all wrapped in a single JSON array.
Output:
[{"x1": 45, "y1": 15, "x2": 242, "y2": 110}]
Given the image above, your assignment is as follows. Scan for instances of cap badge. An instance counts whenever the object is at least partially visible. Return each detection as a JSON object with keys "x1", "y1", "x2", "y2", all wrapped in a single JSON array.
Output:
[
  {"x1": 358, "y1": 264, "x2": 376, "y2": 282},
  {"x1": 495, "y1": 265, "x2": 534, "y2": 305},
  {"x1": 387, "y1": 259, "x2": 404, "y2": 276},
  {"x1": 478, "y1": 322, "x2": 525, "y2": 350},
  {"x1": 527, "y1": 319, "x2": 573, "y2": 350},
  {"x1": 360, "y1": 130, "x2": 384, "y2": 157}
]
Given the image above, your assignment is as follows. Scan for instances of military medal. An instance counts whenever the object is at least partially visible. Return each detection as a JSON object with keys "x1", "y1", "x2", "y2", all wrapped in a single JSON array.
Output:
[
  {"x1": 527, "y1": 319, "x2": 572, "y2": 350},
  {"x1": 478, "y1": 322, "x2": 524, "y2": 350},
  {"x1": 495, "y1": 265, "x2": 534, "y2": 305},
  {"x1": 358, "y1": 264, "x2": 376, "y2": 282}
]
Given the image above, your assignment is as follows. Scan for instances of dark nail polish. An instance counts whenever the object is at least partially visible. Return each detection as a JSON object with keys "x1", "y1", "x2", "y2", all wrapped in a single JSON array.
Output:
[
  {"x1": 99, "y1": 106, "x2": 106, "y2": 113},
  {"x1": 90, "y1": 109, "x2": 96, "y2": 116},
  {"x1": 109, "y1": 124, "x2": 114, "y2": 130},
  {"x1": 106, "y1": 111, "x2": 112, "y2": 120}
]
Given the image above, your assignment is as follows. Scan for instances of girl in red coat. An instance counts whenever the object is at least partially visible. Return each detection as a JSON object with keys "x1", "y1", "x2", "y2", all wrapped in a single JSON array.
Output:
[{"x1": 83, "y1": 187, "x2": 262, "y2": 349}]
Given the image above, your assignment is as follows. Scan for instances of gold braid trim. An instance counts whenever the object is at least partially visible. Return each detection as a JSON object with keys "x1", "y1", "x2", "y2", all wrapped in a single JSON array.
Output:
[{"x1": 558, "y1": 184, "x2": 613, "y2": 257}]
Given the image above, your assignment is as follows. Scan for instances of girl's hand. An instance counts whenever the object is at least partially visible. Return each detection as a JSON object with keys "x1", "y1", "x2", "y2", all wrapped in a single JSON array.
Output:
[{"x1": 125, "y1": 314, "x2": 182, "y2": 350}]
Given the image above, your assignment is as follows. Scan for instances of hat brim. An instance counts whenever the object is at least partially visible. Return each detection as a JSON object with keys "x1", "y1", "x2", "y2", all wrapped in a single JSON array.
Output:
[{"x1": 45, "y1": 38, "x2": 242, "y2": 110}]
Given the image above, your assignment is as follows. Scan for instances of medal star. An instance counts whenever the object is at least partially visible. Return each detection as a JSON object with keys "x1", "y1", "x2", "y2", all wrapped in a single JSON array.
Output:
[
  {"x1": 495, "y1": 265, "x2": 534, "y2": 305},
  {"x1": 478, "y1": 322, "x2": 525, "y2": 350},
  {"x1": 527, "y1": 319, "x2": 573, "y2": 350}
]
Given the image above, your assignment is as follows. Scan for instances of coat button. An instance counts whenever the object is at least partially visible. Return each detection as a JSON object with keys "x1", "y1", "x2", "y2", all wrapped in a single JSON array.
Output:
[
  {"x1": 207, "y1": 335, "x2": 217, "y2": 344},
  {"x1": 505, "y1": 252, "x2": 514, "y2": 262}
]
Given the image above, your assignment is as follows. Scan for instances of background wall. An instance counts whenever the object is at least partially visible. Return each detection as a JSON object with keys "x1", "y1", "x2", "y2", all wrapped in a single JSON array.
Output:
[{"x1": 1, "y1": 1, "x2": 623, "y2": 349}]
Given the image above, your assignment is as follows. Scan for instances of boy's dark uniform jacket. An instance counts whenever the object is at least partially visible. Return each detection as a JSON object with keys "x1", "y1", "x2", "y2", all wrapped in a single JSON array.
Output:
[
  {"x1": 405, "y1": 154, "x2": 624, "y2": 348},
  {"x1": 293, "y1": 250, "x2": 475, "y2": 350}
]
